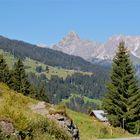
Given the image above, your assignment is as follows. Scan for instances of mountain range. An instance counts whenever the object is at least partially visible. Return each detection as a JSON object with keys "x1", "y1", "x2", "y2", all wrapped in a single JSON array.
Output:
[
  {"x1": 0, "y1": 35, "x2": 109, "y2": 74},
  {"x1": 52, "y1": 32, "x2": 140, "y2": 64}
]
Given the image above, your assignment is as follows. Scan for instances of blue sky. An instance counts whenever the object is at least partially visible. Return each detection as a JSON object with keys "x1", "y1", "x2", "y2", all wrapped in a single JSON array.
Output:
[{"x1": 0, "y1": 0, "x2": 140, "y2": 45}]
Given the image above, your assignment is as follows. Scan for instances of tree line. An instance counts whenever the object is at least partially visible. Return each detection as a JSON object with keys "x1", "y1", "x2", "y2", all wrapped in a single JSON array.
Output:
[
  {"x1": 0, "y1": 55, "x2": 49, "y2": 102},
  {"x1": 28, "y1": 72, "x2": 107, "y2": 104}
]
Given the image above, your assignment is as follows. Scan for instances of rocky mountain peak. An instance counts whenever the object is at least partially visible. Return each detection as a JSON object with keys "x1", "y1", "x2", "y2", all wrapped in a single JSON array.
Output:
[
  {"x1": 52, "y1": 31, "x2": 100, "y2": 59},
  {"x1": 52, "y1": 32, "x2": 140, "y2": 62},
  {"x1": 66, "y1": 31, "x2": 80, "y2": 40},
  {"x1": 55, "y1": 31, "x2": 80, "y2": 51},
  {"x1": 59, "y1": 32, "x2": 80, "y2": 46}
]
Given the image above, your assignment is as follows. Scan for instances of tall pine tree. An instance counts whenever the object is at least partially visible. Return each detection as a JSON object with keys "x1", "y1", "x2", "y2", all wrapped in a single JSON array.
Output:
[
  {"x1": 11, "y1": 59, "x2": 34, "y2": 96},
  {"x1": 103, "y1": 42, "x2": 140, "y2": 134},
  {"x1": 0, "y1": 55, "x2": 11, "y2": 85}
]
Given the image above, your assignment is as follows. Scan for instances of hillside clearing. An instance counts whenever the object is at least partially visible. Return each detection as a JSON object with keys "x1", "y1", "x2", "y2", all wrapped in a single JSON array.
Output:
[{"x1": 0, "y1": 49, "x2": 92, "y2": 79}]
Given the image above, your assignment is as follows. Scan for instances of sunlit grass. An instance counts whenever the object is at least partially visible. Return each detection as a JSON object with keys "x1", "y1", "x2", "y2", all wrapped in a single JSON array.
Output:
[
  {"x1": 0, "y1": 49, "x2": 92, "y2": 79},
  {"x1": 67, "y1": 109, "x2": 132, "y2": 140},
  {"x1": 62, "y1": 94, "x2": 102, "y2": 109},
  {"x1": 0, "y1": 83, "x2": 70, "y2": 140}
]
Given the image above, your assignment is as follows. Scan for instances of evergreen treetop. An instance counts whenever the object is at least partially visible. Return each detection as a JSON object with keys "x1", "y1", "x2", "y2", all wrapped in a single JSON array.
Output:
[
  {"x1": 0, "y1": 54, "x2": 11, "y2": 84},
  {"x1": 12, "y1": 59, "x2": 33, "y2": 95}
]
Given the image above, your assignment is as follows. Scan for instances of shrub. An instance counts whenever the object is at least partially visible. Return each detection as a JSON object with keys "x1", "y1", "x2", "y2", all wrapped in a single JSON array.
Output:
[
  {"x1": 49, "y1": 104, "x2": 67, "y2": 116},
  {"x1": 99, "y1": 126, "x2": 109, "y2": 138}
]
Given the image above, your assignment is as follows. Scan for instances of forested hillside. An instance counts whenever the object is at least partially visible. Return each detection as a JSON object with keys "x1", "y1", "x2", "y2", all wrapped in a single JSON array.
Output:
[
  {"x1": 0, "y1": 35, "x2": 110, "y2": 113},
  {"x1": 29, "y1": 73, "x2": 107, "y2": 105}
]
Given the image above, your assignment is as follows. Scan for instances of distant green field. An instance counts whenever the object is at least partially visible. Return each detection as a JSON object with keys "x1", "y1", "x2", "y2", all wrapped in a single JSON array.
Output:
[
  {"x1": 83, "y1": 96, "x2": 102, "y2": 106},
  {"x1": 0, "y1": 49, "x2": 92, "y2": 79},
  {"x1": 62, "y1": 94, "x2": 102, "y2": 109}
]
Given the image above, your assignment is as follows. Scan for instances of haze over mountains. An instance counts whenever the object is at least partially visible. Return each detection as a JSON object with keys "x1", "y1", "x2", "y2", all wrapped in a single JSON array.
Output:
[{"x1": 52, "y1": 32, "x2": 140, "y2": 64}]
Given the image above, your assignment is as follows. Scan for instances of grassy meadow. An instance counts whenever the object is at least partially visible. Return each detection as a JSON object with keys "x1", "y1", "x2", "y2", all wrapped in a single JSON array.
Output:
[
  {"x1": 66, "y1": 109, "x2": 132, "y2": 140},
  {"x1": 0, "y1": 49, "x2": 92, "y2": 79}
]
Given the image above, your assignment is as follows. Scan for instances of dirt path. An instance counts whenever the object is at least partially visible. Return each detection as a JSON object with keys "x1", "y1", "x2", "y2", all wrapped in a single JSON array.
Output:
[
  {"x1": 30, "y1": 101, "x2": 57, "y2": 120},
  {"x1": 30, "y1": 101, "x2": 49, "y2": 116},
  {"x1": 30, "y1": 101, "x2": 80, "y2": 139}
]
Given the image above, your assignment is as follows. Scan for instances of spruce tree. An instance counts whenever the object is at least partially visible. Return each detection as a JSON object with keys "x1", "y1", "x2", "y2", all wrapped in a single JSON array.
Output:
[
  {"x1": 36, "y1": 82, "x2": 49, "y2": 102},
  {"x1": 103, "y1": 42, "x2": 140, "y2": 134},
  {"x1": 0, "y1": 55, "x2": 11, "y2": 84},
  {"x1": 12, "y1": 59, "x2": 33, "y2": 96}
]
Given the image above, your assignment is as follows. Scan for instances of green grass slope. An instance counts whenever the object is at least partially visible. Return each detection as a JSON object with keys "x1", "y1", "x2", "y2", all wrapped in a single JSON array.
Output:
[
  {"x1": 67, "y1": 109, "x2": 132, "y2": 140},
  {"x1": 0, "y1": 49, "x2": 92, "y2": 79},
  {"x1": 0, "y1": 83, "x2": 133, "y2": 140},
  {"x1": 0, "y1": 83, "x2": 71, "y2": 140}
]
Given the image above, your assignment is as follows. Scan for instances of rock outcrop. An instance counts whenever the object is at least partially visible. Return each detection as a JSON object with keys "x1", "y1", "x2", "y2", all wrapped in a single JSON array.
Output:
[
  {"x1": 31, "y1": 101, "x2": 80, "y2": 140},
  {"x1": 0, "y1": 119, "x2": 19, "y2": 139},
  {"x1": 0, "y1": 119, "x2": 15, "y2": 134}
]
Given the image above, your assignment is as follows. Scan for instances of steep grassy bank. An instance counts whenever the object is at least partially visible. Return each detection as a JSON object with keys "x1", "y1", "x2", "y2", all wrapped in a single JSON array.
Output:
[
  {"x1": 0, "y1": 83, "x2": 71, "y2": 140},
  {"x1": 67, "y1": 109, "x2": 132, "y2": 140},
  {"x1": 0, "y1": 83, "x2": 133, "y2": 140}
]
